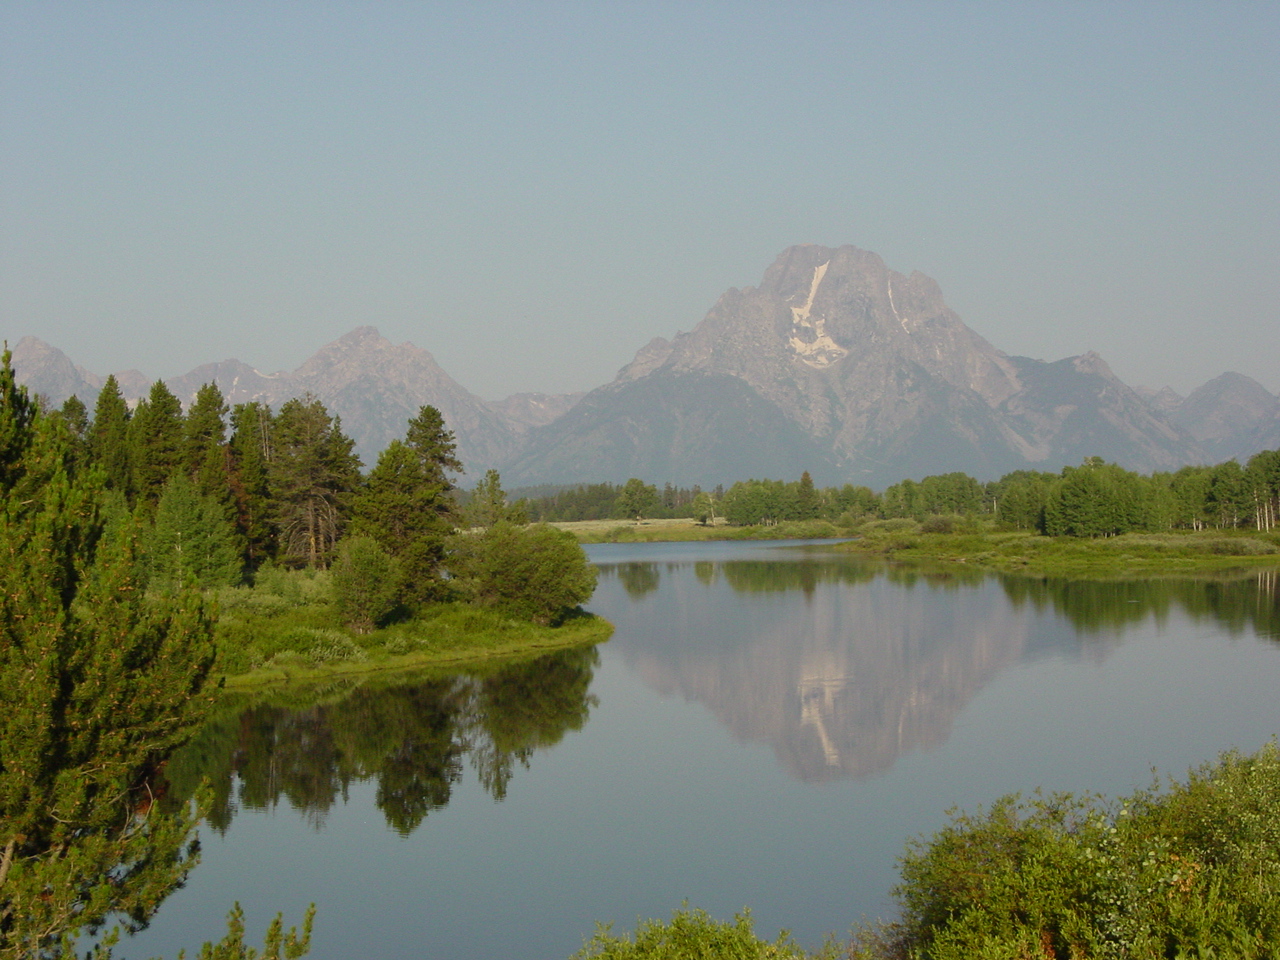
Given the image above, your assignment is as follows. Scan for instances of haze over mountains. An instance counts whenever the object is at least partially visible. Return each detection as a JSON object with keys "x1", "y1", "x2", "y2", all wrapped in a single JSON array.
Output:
[{"x1": 12, "y1": 245, "x2": 1279, "y2": 488}]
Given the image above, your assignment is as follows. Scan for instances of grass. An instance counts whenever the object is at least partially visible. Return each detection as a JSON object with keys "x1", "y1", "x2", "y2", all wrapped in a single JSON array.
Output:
[
  {"x1": 836, "y1": 518, "x2": 1280, "y2": 578},
  {"x1": 553, "y1": 517, "x2": 848, "y2": 543},
  {"x1": 209, "y1": 568, "x2": 611, "y2": 688}
]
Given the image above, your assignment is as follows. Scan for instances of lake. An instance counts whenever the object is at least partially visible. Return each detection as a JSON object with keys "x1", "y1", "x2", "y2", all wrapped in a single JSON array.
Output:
[{"x1": 124, "y1": 540, "x2": 1280, "y2": 959}]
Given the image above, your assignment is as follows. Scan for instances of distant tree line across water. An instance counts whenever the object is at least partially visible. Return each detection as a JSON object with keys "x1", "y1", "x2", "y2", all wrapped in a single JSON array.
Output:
[
  {"x1": 46, "y1": 371, "x2": 1280, "y2": 565},
  {"x1": 516, "y1": 454, "x2": 1280, "y2": 536}
]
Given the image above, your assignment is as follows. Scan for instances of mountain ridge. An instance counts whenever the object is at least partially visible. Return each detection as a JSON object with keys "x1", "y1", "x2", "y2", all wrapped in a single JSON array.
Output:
[{"x1": 11, "y1": 244, "x2": 1277, "y2": 485}]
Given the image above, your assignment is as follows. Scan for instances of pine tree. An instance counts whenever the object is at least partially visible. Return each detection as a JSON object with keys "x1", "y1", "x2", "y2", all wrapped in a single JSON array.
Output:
[
  {"x1": 269, "y1": 395, "x2": 361, "y2": 568},
  {"x1": 0, "y1": 351, "x2": 217, "y2": 954},
  {"x1": 183, "y1": 382, "x2": 231, "y2": 497},
  {"x1": 147, "y1": 472, "x2": 243, "y2": 592},
  {"x1": 228, "y1": 401, "x2": 276, "y2": 571},
  {"x1": 464, "y1": 468, "x2": 524, "y2": 529},
  {"x1": 350, "y1": 440, "x2": 453, "y2": 604},
  {"x1": 129, "y1": 379, "x2": 185, "y2": 512},
  {"x1": 405, "y1": 405, "x2": 463, "y2": 486},
  {"x1": 87, "y1": 375, "x2": 132, "y2": 494}
]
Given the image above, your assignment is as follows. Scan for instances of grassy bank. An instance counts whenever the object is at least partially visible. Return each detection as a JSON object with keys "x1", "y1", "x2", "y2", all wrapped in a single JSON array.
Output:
[
  {"x1": 835, "y1": 519, "x2": 1280, "y2": 578},
  {"x1": 210, "y1": 566, "x2": 611, "y2": 688},
  {"x1": 553, "y1": 517, "x2": 848, "y2": 543}
]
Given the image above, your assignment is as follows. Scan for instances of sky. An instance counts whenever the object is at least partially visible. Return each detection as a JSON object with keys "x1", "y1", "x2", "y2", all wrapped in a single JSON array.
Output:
[{"x1": 2, "y1": 1, "x2": 1277, "y2": 401}]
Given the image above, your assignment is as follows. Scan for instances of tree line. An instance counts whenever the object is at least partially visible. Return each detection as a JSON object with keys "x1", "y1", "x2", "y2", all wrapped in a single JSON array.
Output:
[
  {"x1": 518, "y1": 454, "x2": 1280, "y2": 537},
  {"x1": 41, "y1": 374, "x2": 599, "y2": 626}
]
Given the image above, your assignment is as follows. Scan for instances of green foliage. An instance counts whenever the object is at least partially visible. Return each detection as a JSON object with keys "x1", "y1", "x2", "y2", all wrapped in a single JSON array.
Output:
[
  {"x1": 330, "y1": 535, "x2": 402, "y2": 633},
  {"x1": 129, "y1": 379, "x2": 186, "y2": 512},
  {"x1": 447, "y1": 522, "x2": 598, "y2": 625},
  {"x1": 404, "y1": 404, "x2": 463, "y2": 485},
  {"x1": 616, "y1": 478, "x2": 661, "y2": 520},
  {"x1": 572, "y1": 907, "x2": 811, "y2": 960},
  {"x1": 228, "y1": 402, "x2": 276, "y2": 571},
  {"x1": 464, "y1": 468, "x2": 526, "y2": 528},
  {"x1": 890, "y1": 743, "x2": 1280, "y2": 959},
  {"x1": 181, "y1": 903, "x2": 314, "y2": 960},
  {"x1": 269, "y1": 395, "x2": 361, "y2": 568},
  {"x1": 87, "y1": 374, "x2": 131, "y2": 494},
  {"x1": 147, "y1": 472, "x2": 244, "y2": 592},
  {"x1": 0, "y1": 352, "x2": 218, "y2": 956},
  {"x1": 349, "y1": 439, "x2": 452, "y2": 603}
]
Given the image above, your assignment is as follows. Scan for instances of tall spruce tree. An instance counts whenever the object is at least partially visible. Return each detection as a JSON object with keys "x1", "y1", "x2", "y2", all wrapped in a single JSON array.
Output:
[
  {"x1": 129, "y1": 380, "x2": 185, "y2": 512},
  {"x1": 228, "y1": 401, "x2": 276, "y2": 571},
  {"x1": 0, "y1": 351, "x2": 218, "y2": 955},
  {"x1": 182, "y1": 383, "x2": 231, "y2": 496},
  {"x1": 405, "y1": 405, "x2": 463, "y2": 485},
  {"x1": 87, "y1": 375, "x2": 132, "y2": 495},
  {"x1": 269, "y1": 395, "x2": 361, "y2": 568},
  {"x1": 350, "y1": 440, "x2": 453, "y2": 603}
]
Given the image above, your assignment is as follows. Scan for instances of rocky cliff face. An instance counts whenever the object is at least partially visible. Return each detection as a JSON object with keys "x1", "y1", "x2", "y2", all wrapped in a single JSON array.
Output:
[{"x1": 504, "y1": 244, "x2": 1205, "y2": 487}]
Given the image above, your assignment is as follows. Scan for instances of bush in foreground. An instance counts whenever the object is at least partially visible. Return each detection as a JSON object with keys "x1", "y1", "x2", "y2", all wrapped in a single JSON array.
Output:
[
  {"x1": 882, "y1": 742, "x2": 1280, "y2": 959},
  {"x1": 572, "y1": 907, "x2": 815, "y2": 960}
]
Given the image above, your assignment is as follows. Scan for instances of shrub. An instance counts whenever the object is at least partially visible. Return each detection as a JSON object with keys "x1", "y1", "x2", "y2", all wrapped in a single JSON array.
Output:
[
  {"x1": 890, "y1": 743, "x2": 1280, "y2": 959},
  {"x1": 447, "y1": 522, "x2": 597, "y2": 625},
  {"x1": 571, "y1": 906, "x2": 812, "y2": 960},
  {"x1": 331, "y1": 535, "x2": 402, "y2": 633}
]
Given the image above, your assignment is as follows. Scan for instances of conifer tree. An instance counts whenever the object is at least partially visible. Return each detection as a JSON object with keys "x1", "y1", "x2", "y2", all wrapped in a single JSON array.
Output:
[
  {"x1": 183, "y1": 382, "x2": 231, "y2": 497},
  {"x1": 228, "y1": 401, "x2": 276, "y2": 571},
  {"x1": 0, "y1": 351, "x2": 217, "y2": 954},
  {"x1": 87, "y1": 374, "x2": 132, "y2": 494},
  {"x1": 129, "y1": 379, "x2": 185, "y2": 511},
  {"x1": 464, "y1": 468, "x2": 525, "y2": 529},
  {"x1": 147, "y1": 472, "x2": 243, "y2": 592},
  {"x1": 350, "y1": 440, "x2": 453, "y2": 603},
  {"x1": 269, "y1": 395, "x2": 361, "y2": 568},
  {"x1": 405, "y1": 405, "x2": 463, "y2": 485}
]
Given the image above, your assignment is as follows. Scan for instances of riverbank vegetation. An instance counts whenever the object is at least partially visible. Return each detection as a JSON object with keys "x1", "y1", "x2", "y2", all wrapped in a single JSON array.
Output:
[
  {"x1": 517, "y1": 451, "x2": 1280, "y2": 544},
  {"x1": 39, "y1": 372, "x2": 602, "y2": 681},
  {"x1": 838, "y1": 518, "x2": 1280, "y2": 577},
  {"x1": 0, "y1": 353, "x2": 314, "y2": 957},
  {"x1": 575, "y1": 742, "x2": 1280, "y2": 959}
]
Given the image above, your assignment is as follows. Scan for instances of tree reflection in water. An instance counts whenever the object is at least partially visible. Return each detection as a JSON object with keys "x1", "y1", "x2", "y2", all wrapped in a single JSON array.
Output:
[{"x1": 163, "y1": 647, "x2": 600, "y2": 837}]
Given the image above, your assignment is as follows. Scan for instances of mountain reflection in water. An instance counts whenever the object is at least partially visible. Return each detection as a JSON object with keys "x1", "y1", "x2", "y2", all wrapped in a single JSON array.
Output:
[
  {"x1": 163, "y1": 647, "x2": 599, "y2": 836},
  {"x1": 596, "y1": 555, "x2": 1280, "y2": 784}
]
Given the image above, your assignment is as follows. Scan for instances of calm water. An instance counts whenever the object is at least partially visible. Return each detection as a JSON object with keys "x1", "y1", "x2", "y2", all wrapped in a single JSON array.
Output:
[{"x1": 125, "y1": 541, "x2": 1280, "y2": 959}]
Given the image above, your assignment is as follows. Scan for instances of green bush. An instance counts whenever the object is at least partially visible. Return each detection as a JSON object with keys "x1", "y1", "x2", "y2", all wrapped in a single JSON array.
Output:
[
  {"x1": 331, "y1": 535, "x2": 402, "y2": 633},
  {"x1": 571, "y1": 906, "x2": 813, "y2": 960},
  {"x1": 447, "y1": 522, "x2": 597, "y2": 625},
  {"x1": 889, "y1": 743, "x2": 1280, "y2": 959}
]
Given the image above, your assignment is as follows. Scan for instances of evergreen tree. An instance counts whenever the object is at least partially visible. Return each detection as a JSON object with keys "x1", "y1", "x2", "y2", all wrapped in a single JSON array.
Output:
[
  {"x1": 331, "y1": 535, "x2": 402, "y2": 634},
  {"x1": 350, "y1": 439, "x2": 453, "y2": 603},
  {"x1": 464, "y1": 468, "x2": 525, "y2": 529},
  {"x1": 0, "y1": 351, "x2": 218, "y2": 954},
  {"x1": 129, "y1": 379, "x2": 185, "y2": 511},
  {"x1": 183, "y1": 382, "x2": 231, "y2": 496},
  {"x1": 228, "y1": 401, "x2": 276, "y2": 571},
  {"x1": 147, "y1": 472, "x2": 243, "y2": 592},
  {"x1": 87, "y1": 374, "x2": 132, "y2": 494},
  {"x1": 405, "y1": 405, "x2": 463, "y2": 486},
  {"x1": 269, "y1": 395, "x2": 361, "y2": 568}
]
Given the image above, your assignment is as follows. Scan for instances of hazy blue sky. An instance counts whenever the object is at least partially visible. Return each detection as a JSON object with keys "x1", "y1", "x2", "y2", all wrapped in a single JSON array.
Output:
[{"x1": 3, "y1": 1, "x2": 1277, "y2": 399}]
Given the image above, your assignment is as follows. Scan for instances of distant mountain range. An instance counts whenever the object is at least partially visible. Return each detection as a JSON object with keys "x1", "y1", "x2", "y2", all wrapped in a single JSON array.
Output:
[{"x1": 12, "y1": 244, "x2": 1280, "y2": 487}]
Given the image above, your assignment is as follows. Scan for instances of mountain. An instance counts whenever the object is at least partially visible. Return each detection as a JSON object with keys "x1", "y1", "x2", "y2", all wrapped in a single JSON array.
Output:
[
  {"x1": 12, "y1": 244, "x2": 1276, "y2": 486},
  {"x1": 9, "y1": 336, "x2": 149, "y2": 407},
  {"x1": 502, "y1": 244, "x2": 1204, "y2": 487},
  {"x1": 164, "y1": 327, "x2": 533, "y2": 471},
  {"x1": 1165, "y1": 372, "x2": 1280, "y2": 464}
]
